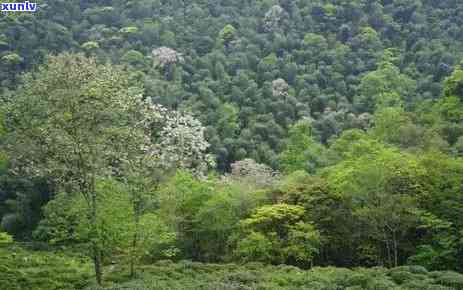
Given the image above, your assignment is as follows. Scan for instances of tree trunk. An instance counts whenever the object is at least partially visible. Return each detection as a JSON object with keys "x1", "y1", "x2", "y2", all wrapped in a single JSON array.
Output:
[
  {"x1": 130, "y1": 212, "x2": 140, "y2": 277},
  {"x1": 385, "y1": 237, "x2": 391, "y2": 268},
  {"x1": 93, "y1": 241, "x2": 103, "y2": 285},
  {"x1": 90, "y1": 191, "x2": 103, "y2": 285},
  {"x1": 383, "y1": 227, "x2": 391, "y2": 268},
  {"x1": 392, "y1": 230, "x2": 398, "y2": 267}
]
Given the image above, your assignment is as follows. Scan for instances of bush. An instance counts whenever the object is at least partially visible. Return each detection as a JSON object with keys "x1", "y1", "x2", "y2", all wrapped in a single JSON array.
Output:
[
  {"x1": 223, "y1": 271, "x2": 260, "y2": 284},
  {"x1": 0, "y1": 231, "x2": 13, "y2": 244},
  {"x1": 433, "y1": 271, "x2": 463, "y2": 289},
  {"x1": 389, "y1": 270, "x2": 415, "y2": 284}
]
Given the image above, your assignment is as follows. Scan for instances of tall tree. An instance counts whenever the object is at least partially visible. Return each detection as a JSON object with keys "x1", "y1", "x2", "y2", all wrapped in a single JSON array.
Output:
[{"x1": 3, "y1": 54, "x2": 151, "y2": 284}]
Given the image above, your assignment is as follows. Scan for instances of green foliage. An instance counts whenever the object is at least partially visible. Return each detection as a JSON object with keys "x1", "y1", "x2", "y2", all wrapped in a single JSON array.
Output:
[
  {"x1": 432, "y1": 68, "x2": 463, "y2": 145},
  {"x1": 33, "y1": 179, "x2": 177, "y2": 261},
  {"x1": 157, "y1": 171, "x2": 265, "y2": 262},
  {"x1": 2, "y1": 53, "x2": 159, "y2": 284},
  {"x1": 0, "y1": 231, "x2": 13, "y2": 244},
  {"x1": 33, "y1": 180, "x2": 133, "y2": 252},
  {"x1": 325, "y1": 144, "x2": 425, "y2": 267},
  {"x1": 1, "y1": 53, "x2": 23, "y2": 65},
  {"x1": 0, "y1": 245, "x2": 92, "y2": 290},
  {"x1": 135, "y1": 213, "x2": 178, "y2": 260},
  {"x1": 279, "y1": 120, "x2": 327, "y2": 174},
  {"x1": 303, "y1": 33, "x2": 327, "y2": 50},
  {"x1": 219, "y1": 25, "x2": 236, "y2": 46},
  {"x1": 121, "y1": 50, "x2": 145, "y2": 67},
  {"x1": 444, "y1": 68, "x2": 463, "y2": 99},
  {"x1": 33, "y1": 192, "x2": 86, "y2": 245},
  {"x1": 119, "y1": 26, "x2": 139, "y2": 35},
  {"x1": 1, "y1": 0, "x2": 463, "y2": 167},
  {"x1": 194, "y1": 182, "x2": 266, "y2": 261},
  {"x1": 359, "y1": 27, "x2": 380, "y2": 45},
  {"x1": 157, "y1": 171, "x2": 216, "y2": 259},
  {"x1": 81, "y1": 41, "x2": 100, "y2": 51},
  {"x1": 371, "y1": 107, "x2": 433, "y2": 149},
  {"x1": 235, "y1": 203, "x2": 320, "y2": 266},
  {"x1": 355, "y1": 54, "x2": 416, "y2": 112},
  {"x1": 410, "y1": 152, "x2": 463, "y2": 271},
  {"x1": 82, "y1": 260, "x2": 463, "y2": 290},
  {"x1": 235, "y1": 231, "x2": 274, "y2": 263}
]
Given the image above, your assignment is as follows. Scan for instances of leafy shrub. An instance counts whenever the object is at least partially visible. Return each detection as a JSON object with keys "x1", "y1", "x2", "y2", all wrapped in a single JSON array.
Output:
[
  {"x1": 433, "y1": 271, "x2": 463, "y2": 289},
  {"x1": 389, "y1": 270, "x2": 416, "y2": 284},
  {"x1": 0, "y1": 231, "x2": 13, "y2": 244},
  {"x1": 223, "y1": 271, "x2": 260, "y2": 284}
]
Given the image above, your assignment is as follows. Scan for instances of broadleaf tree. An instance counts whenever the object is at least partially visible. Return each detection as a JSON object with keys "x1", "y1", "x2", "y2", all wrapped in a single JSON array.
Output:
[{"x1": 3, "y1": 53, "x2": 156, "y2": 284}]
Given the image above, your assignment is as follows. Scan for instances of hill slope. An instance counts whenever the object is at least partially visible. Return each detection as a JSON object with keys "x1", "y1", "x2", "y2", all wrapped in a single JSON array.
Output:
[{"x1": 2, "y1": 0, "x2": 463, "y2": 169}]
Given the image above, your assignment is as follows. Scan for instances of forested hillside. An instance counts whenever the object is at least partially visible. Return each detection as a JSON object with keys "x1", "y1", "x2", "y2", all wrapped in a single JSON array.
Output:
[
  {"x1": 2, "y1": 0, "x2": 463, "y2": 169},
  {"x1": 2, "y1": 0, "x2": 463, "y2": 289}
]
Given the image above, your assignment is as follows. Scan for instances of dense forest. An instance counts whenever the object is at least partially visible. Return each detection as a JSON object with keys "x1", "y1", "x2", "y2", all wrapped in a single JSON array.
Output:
[{"x1": 2, "y1": 0, "x2": 463, "y2": 289}]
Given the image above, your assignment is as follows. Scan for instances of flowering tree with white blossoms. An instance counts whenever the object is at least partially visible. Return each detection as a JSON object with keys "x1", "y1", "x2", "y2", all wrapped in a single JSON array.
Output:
[
  {"x1": 264, "y1": 5, "x2": 285, "y2": 32},
  {"x1": 223, "y1": 158, "x2": 279, "y2": 189},
  {"x1": 155, "y1": 111, "x2": 215, "y2": 175},
  {"x1": 272, "y1": 78, "x2": 289, "y2": 98},
  {"x1": 152, "y1": 47, "x2": 184, "y2": 80},
  {"x1": 152, "y1": 46, "x2": 184, "y2": 68}
]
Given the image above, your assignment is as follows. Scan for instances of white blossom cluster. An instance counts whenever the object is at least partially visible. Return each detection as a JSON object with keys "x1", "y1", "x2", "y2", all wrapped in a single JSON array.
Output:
[
  {"x1": 151, "y1": 47, "x2": 184, "y2": 67},
  {"x1": 223, "y1": 158, "x2": 279, "y2": 188},
  {"x1": 155, "y1": 110, "x2": 215, "y2": 176},
  {"x1": 272, "y1": 78, "x2": 289, "y2": 98},
  {"x1": 114, "y1": 98, "x2": 214, "y2": 178},
  {"x1": 264, "y1": 5, "x2": 285, "y2": 32}
]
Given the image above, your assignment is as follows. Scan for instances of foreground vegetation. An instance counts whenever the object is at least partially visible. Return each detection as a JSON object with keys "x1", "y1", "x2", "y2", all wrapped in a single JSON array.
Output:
[
  {"x1": 94, "y1": 263, "x2": 463, "y2": 290},
  {"x1": 0, "y1": 245, "x2": 92, "y2": 290},
  {"x1": 3, "y1": 245, "x2": 463, "y2": 290}
]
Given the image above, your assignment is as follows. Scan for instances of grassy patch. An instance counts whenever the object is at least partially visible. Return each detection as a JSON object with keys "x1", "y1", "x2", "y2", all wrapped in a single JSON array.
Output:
[{"x1": 0, "y1": 244, "x2": 92, "y2": 290}]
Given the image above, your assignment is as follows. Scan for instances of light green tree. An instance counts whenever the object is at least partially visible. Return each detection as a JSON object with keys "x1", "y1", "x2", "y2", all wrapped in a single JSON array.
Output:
[
  {"x1": 279, "y1": 120, "x2": 327, "y2": 173},
  {"x1": 355, "y1": 50, "x2": 416, "y2": 112},
  {"x1": 235, "y1": 203, "x2": 320, "y2": 266},
  {"x1": 219, "y1": 24, "x2": 236, "y2": 48},
  {"x1": 327, "y1": 146, "x2": 424, "y2": 267}
]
